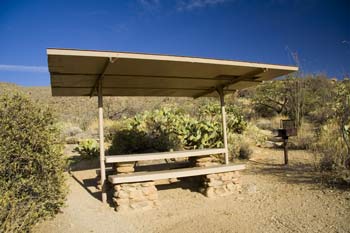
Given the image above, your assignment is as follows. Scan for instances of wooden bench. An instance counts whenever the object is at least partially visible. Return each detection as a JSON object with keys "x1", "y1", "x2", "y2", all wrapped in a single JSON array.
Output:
[
  {"x1": 105, "y1": 148, "x2": 227, "y2": 163},
  {"x1": 106, "y1": 148, "x2": 244, "y2": 184},
  {"x1": 108, "y1": 164, "x2": 245, "y2": 184}
]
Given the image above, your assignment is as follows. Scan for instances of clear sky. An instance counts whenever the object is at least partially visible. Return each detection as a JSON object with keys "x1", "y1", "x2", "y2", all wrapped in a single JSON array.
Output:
[{"x1": 0, "y1": 0, "x2": 349, "y2": 86}]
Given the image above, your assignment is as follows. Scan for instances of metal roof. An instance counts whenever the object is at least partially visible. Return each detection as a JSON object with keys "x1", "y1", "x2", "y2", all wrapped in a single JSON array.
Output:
[{"x1": 47, "y1": 48, "x2": 298, "y2": 97}]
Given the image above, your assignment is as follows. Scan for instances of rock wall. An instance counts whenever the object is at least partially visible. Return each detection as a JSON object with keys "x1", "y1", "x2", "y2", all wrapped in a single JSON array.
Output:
[
  {"x1": 113, "y1": 181, "x2": 159, "y2": 211},
  {"x1": 201, "y1": 171, "x2": 241, "y2": 198},
  {"x1": 112, "y1": 162, "x2": 159, "y2": 211},
  {"x1": 194, "y1": 155, "x2": 242, "y2": 198}
]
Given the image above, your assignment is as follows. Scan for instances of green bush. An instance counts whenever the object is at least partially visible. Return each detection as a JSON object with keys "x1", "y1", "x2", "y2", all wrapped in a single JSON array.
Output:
[
  {"x1": 74, "y1": 139, "x2": 99, "y2": 159},
  {"x1": 109, "y1": 105, "x2": 247, "y2": 161},
  {"x1": 197, "y1": 104, "x2": 247, "y2": 134},
  {"x1": 0, "y1": 92, "x2": 66, "y2": 232},
  {"x1": 109, "y1": 108, "x2": 185, "y2": 154},
  {"x1": 109, "y1": 129, "x2": 173, "y2": 154}
]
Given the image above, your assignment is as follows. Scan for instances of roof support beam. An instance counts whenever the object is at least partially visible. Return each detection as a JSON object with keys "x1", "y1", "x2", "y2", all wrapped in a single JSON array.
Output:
[
  {"x1": 98, "y1": 79, "x2": 107, "y2": 203},
  {"x1": 89, "y1": 57, "x2": 117, "y2": 97},
  {"x1": 217, "y1": 87, "x2": 229, "y2": 164},
  {"x1": 193, "y1": 68, "x2": 267, "y2": 99}
]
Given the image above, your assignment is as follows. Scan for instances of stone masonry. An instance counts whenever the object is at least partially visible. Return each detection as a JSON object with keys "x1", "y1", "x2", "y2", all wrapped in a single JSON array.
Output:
[
  {"x1": 201, "y1": 171, "x2": 241, "y2": 198},
  {"x1": 112, "y1": 162, "x2": 159, "y2": 211},
  {"x1": 194, "y1": 155, "x2": 242, "y2": 198},
  {"x1": 112, "y1": 155, "x2": 242, "y2": 211},
  {"x1": 193, "y1": 155, "x2": 221, "y2": 167}
]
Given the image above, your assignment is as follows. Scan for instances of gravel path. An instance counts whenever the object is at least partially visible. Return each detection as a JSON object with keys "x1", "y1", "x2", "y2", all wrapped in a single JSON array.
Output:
[{"x1": 34, "y1": 148, "x2": 350, "y2": 233}]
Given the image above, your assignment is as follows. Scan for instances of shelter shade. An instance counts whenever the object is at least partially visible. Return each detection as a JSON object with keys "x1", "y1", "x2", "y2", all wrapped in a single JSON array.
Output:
[{"x1": 47, "y1": 48, "x2": 298, "y2": 97}]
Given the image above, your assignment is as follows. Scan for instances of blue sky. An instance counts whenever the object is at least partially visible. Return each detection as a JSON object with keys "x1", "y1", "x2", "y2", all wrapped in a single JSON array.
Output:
[{"x1": 0, "y1": 0, "x2": 349, "y2": 86}]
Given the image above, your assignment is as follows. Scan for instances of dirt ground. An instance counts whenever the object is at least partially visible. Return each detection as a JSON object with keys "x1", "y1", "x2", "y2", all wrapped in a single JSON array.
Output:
[{"x1": 34, "y1": 147, "x2": 350, "y2": 233}]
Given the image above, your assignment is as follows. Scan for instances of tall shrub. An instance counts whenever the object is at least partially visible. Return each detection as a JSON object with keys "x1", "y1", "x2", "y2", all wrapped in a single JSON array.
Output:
[
  {"x1": 312, "y1": 80, "x2": 350, "y2": 172},
  {"x1": 0, "y1": 92, "x2": 66, "y2": 232},
  {"x1": 334, "y1": 80, "x2": 350, "y2": 168}
]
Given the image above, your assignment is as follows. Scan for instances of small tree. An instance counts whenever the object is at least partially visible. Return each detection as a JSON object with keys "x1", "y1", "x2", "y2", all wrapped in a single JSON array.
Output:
[
  {"x1": 335, "y1": 80, "x2": 350, "y2": 168},
  {"x1": 253, "y1": 80, "x2": 289, "y2": 117},
  {"x1": 0, "y1": 92, "x2": 66, "y2": 232},
  {"x1": 302, "y1": 76, "x2": 337, "y2": 125},
  {"x1": 253, "y1": 76, "x2": 337, "y2": 126}
]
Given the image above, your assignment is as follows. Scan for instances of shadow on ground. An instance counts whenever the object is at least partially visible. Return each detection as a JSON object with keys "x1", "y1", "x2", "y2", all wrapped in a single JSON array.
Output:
[
  {"x1": 66, "y1": 146, "x2": 349, "y2": 208},
  {"x1": 67, "y1": 157, "x2": 204, "y2": 207},
  {"x1": 245, "y1": 148, "x2": 350, "y2": 191}
]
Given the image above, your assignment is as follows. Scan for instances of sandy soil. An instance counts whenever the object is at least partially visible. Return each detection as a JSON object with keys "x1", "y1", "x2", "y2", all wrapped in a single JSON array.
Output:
[{"x1": 34, "y1": 147, "x2": 350, "y2": 233}]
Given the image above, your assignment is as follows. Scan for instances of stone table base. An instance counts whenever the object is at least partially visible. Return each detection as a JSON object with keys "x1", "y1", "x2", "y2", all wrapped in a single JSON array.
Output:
[
  {"x1": 201, "y1": 171, "x2": 241, "y2": 198},
  {"x1": 113, "y1": 181, "x2": 159, "y2": 211}
]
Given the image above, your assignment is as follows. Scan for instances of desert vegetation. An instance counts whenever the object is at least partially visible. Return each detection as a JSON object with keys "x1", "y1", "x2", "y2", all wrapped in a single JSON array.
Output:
[
  {"x1": 0, "y1": 91, "x2": 66, "y2": 232},
  {"x1": 1, "y1": 75, "x2": 350, "y2": 173},
  {"x1": 0, "y1": 75, "x2": 349, "y2": 232},
  {"x1": 252, "y1": 76, "x2": 350, "y2": 172}
]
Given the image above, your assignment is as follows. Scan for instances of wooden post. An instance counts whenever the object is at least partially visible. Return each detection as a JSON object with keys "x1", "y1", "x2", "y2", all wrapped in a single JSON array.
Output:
[
  {"x1": 98, "y1": 79, "x2": 107, "y2": 203},
  {"x1": 218, "y1": 88, "x2": 229, "y2": 164},
  {"x1": 283, "y1": 137, "x2": 289, "y2": 165}
]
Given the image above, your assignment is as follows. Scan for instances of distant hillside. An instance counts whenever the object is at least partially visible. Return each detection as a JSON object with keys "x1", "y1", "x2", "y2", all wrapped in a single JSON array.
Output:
[{"x1": 0, "y1": 82, "x2": 213, "y2": 129}]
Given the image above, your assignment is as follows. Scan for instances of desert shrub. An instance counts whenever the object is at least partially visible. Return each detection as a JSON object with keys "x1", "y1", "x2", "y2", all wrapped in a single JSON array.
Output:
[
  {"x1": 109, "y1": 108, "x2": 192, "y2": 154},
  {"x1": 197, "y1": 104, "x2": 247, "y2": 134},
  {"x1": 310, "y1": 80, "x2": 350, "y2": 185},
  {"x1": 253, "y1": 80, "x2": 287, "y2": 118},
  {"x1": 109, "y1": 129, "x2": 173, "y2": 154},
  {"x1": 58, "y1": 122, "x2": 84, "y2": 144},
  {"x1": 243, "y1": 123, "x2": 269, "y2": 147},
  {"x1": 227, "y1": 133, "x2": 253, "y2": 160},
  {"x1": 320, "y1": 169, "x2": 350, "y2": 187},
  {"x1": 74, "y1": 139, "x2": 99, "y2": 159},
  {"x1": 238, "y1": 142, "x2": 253, "y2": 160},
  {"x1": 231, "y1": 97, "x2": 256, "y2": 120},
  {"x1": 104, "y1": 120, "x2": 123, "y2": 142},
  {"x1": 227, "y1": 133, "x2": 243, "y2": 158},
  {"x1": 313, "y1": 80, "x2": 350, "y2": 171},
  {"x1": 65, "y1": 136, "x2": 80, "y2": 144},
  {"x1": 237, "y1": 87, "x2": 256, "y2": 99},
  {"x1": 253, "y1": 104, "x2": 278, "y2": 118},
  {"x1": 303, "y1": 76, "x2": 338, "y2": 125},
  {"x1": 312, "y1": 121, "x2": 348, "y2": 171},
  {"x1": 255, "y1": 118, "x2": 273, "y2": 130},
  {"x1": 253, "y1": 116, "x2": 315, "y2": 150},
  {"x1": 334, "y1": 80, "x2": 350, "y2": 167},
  {"x1": 0, "y1": 92, "x2": 66, "y2": 233},
  {"x1": 86, "y1": 118, "x2": 121, "y2": 142},
  {"x1": 61, "y1": 123, "x2": 83, "y2": 138},
  {"x1": 252, "y1": 76, "x2": 338, "y2": 126},
  {"x1": 289, "y1": 122, "x2": 315, "y2": 150},
  {"x1": 109, "y1": 105, "x2": 247, "y2": 160}
]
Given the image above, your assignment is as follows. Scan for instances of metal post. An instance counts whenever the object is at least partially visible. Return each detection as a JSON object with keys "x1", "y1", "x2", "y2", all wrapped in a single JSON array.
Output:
[
  {"x1": 98, "y1": 79, "x2": 107, "y2": 203},
  {"x1": 218, "y1": 88, "x2": 229, "y2": 164}
]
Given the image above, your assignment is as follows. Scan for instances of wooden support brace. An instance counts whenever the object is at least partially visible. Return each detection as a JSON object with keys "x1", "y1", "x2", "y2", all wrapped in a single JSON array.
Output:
[
  {"x1": 90, "y1": 57, "x2": 117, "y2": 97},
  {"x1": 217, "y1": 87, "x2": 229, "y2": 164},
  {"x1": 193, "y1": 68, "x2": 266, "y2": 99}
]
